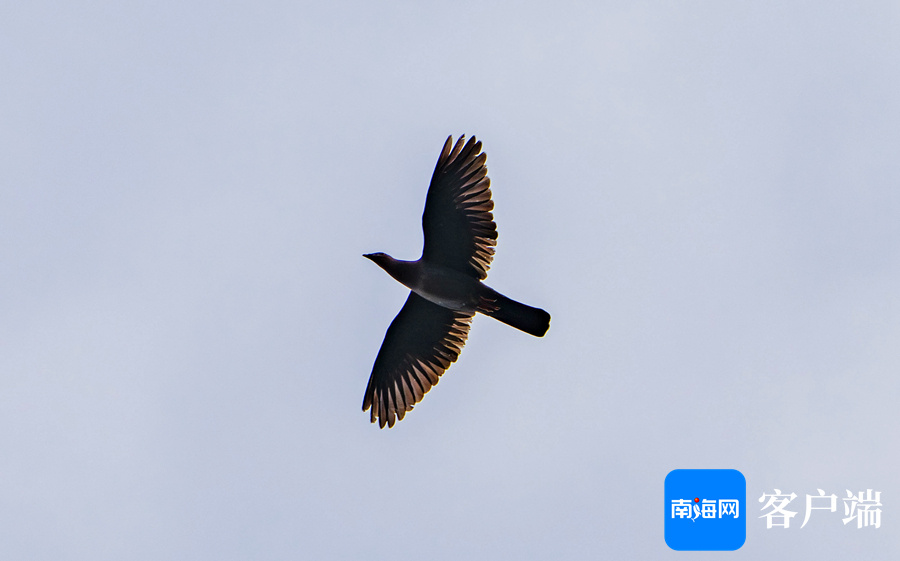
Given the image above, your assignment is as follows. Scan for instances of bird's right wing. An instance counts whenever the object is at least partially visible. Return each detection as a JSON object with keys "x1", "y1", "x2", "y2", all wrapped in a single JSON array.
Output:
[
  {"x1": 421, "y1": 135, "x2": 497, "y2": 280},
  {"x1": 363, "y1": 293, "x2": 473, "y2": 428}
]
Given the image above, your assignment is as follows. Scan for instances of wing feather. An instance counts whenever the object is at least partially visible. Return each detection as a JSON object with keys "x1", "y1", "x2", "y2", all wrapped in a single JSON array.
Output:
[
  {"x1": 362, "y1": 293, "x2": 474, "y2": 428},
  {"x1": 422, "y1": 135, "x2": 498, "y2": 280}
]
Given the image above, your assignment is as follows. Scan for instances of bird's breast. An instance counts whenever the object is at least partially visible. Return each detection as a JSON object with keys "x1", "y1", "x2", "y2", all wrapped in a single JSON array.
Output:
[{"x1": 410, "y1": 264, "x2": 483, "y2": 312}]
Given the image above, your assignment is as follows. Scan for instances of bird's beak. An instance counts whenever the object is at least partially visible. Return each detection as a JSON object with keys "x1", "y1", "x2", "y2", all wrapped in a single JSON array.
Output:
[{"x1": 362, "y1": 253, "x2": 375, "y2": 261}]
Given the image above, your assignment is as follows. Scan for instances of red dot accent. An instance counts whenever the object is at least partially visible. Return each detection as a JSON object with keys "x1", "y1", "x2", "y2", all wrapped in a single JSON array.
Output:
[{"x1": 694, "y1": 498, "x2": 699, "y2": 503}]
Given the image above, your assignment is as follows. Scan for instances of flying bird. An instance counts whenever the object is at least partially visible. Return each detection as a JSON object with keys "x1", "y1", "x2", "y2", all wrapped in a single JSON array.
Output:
[{"x1": 362, "y1": 135, "x2": 550, "y2": 428}]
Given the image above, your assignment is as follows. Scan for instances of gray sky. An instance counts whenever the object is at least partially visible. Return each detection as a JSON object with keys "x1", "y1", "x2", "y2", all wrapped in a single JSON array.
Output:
[{"x1": 2, "y1": 1, "x2": 898, "y2": 559}]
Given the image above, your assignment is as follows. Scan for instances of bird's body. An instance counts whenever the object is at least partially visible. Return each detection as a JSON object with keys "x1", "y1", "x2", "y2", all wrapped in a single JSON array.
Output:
[
  {"x1": 365, "y1": 252, "x2": 550, "y2": 334},
  {"x1": 363, "y1": 135, "x2": 550, "y2": 428},
  {"x1": 364, "y1": 254, "x2": 483, "y2": 312}
]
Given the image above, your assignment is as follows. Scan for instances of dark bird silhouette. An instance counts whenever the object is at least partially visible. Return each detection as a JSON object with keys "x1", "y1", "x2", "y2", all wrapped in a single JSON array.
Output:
[{"x1": 363, "y1": 135, "x2": 550, "y2": 428}]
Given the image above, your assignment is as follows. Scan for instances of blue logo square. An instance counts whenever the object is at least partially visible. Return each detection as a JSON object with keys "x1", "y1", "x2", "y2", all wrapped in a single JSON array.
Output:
[{"x1": 665, "y1": 469, "x2": 746, "y2": 551}]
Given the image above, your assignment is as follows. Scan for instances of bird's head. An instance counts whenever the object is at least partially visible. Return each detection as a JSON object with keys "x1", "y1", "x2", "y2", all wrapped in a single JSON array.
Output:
[{"x1": 363, "y1": 252, "x2": 394, "y2": 269}]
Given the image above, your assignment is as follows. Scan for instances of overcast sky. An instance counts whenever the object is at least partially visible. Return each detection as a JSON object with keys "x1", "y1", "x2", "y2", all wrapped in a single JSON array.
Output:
[{"x1": 2, "y1": 1, "x2": 898, "y2": 559}]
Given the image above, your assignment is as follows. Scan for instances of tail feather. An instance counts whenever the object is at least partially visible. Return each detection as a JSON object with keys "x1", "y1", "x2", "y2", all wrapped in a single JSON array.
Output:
[{"x1": 479, "y1": 292, "x2": 550, "y2": 337}]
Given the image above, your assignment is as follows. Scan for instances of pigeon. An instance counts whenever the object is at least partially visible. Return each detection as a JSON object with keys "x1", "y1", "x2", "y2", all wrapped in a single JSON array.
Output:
[{"x1": 363, "y1": 135, "x2": 550, "y2": 428}]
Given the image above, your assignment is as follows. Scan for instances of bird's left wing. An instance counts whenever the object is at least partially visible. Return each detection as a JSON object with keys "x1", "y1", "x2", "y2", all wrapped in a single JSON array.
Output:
[{"x1": 363, "y1": 292, "x2": 473, "y2": 428}]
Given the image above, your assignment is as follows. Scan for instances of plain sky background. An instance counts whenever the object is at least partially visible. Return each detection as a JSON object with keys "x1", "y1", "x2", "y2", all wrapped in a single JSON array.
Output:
[{"x1": 2, "y1": 1, "x2": 898, "y2": 559}]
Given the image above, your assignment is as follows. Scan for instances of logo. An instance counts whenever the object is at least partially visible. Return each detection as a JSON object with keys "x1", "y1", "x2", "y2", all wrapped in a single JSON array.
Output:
[{"x1": 665, "y1": 469, "x2": 746, "y2": 551}]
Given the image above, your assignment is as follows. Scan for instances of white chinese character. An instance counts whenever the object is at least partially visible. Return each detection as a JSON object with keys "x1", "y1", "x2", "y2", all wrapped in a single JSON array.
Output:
[
  {"x1": 672, "y1": 498, "x2": 693, "y2": 519},
  {"x1": 801, "y1": 489, "x2": 837, "y2": 528},
  {"x1": 701, "y1": 499, "x2": 717, "y2": 518},
  {"x1": 843, "y1": 489, "x2": 882, "y2": 529},
  {"x1": 719, "y1": 499, "x2": 739, "y2": 518},
  {"x1": 759, "y1": 489, "x2": 798, "y2": 529}
]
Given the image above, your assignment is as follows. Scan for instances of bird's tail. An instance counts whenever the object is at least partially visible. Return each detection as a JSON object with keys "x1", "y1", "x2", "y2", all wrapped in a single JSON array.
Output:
[{"x1": 478, "y1": 291, "x2": 550, "y2": 337}]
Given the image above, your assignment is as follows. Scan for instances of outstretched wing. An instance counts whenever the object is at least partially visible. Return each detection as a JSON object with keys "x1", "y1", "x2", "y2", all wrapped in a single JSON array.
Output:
[
  {"x1": 363, "y1": 293, "x2": 473, "y2": 428},
  {"x1": 422, "y1": 135, "x2": 498, "y2": 280}
]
